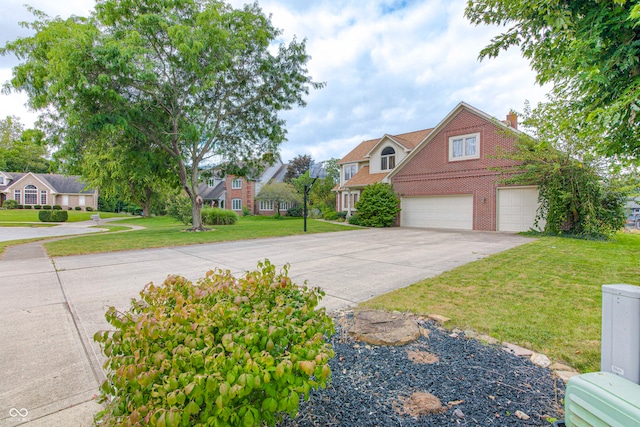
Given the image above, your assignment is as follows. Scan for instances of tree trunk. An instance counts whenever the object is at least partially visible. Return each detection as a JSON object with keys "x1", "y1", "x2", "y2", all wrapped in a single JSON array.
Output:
[
  {"x1": 191, "y1": 193, "x2": 204, "y2": 230},
  {"x1": 142, "y1": 187, "x2": 152, "y2": 217}
]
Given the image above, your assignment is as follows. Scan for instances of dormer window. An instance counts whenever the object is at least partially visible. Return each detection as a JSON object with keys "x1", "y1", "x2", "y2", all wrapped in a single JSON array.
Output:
[{"x1": 381, "y1": 147, "x2": 396, "y2": 170}]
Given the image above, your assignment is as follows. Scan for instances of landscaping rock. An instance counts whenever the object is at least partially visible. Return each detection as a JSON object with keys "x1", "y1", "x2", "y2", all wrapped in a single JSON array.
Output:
[
  {"x1": 555, "y1": 370, "x2": 580, "y2": 383},
  {"x1": 349, "y1": 309, "x2": 421, "y2": 346},
  {"x1": 515, "y1": 410, "x2": 531, "y2": 420},
  {"x1": 531, "y1": 353, "x2": 552, "y2": 368},
  {"x1": 427, "y1": 313, "x2": 451, "y2": 324},
  {"x1": 478, "y1": 334, "x2": 499, "y2": 345},
  {"x1": 503, "y1": 342, "x2": 534, "y2": 357},
  {"x1": 549, "y1": 362, "x2": 577, "y2": 372}
]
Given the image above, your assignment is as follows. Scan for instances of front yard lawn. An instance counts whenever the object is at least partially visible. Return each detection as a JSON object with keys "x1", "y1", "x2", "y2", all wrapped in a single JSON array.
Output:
[
  {"x1": 362, "y1": 232, "x2": 640, "y2": 373},
  {"x1": 0, "y1": 209, "x2": 128, "y2": 223},
  {"x1": 44, "y1": 215, "x2": 354, "y2": 256}
]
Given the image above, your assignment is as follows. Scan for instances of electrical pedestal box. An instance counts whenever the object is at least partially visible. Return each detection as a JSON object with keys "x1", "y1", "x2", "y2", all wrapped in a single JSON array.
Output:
[
  {"x1": 601, "y1": 284, "x2": 640, "y2": 384},
  {"x1": 564, "y1": 372, "x2": 640, "y2": 427}
]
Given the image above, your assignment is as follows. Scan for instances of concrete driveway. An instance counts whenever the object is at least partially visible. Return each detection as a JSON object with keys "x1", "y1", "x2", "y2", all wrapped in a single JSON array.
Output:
[{"x1": 0, "y1": 227, "x2": 532, "y2": 425}]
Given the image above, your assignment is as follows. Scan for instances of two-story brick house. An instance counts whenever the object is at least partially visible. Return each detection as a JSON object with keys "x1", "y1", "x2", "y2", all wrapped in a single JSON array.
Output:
[
  {"x1": 335, "y1": 102, "x2": 544, "y2": 232},
  {"x1": 222, "y1": 160, "x2": 289, "y2": 215}
]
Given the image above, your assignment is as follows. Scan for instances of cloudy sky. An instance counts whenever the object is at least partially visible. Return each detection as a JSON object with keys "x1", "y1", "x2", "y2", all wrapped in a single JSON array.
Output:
[{"x1": 0, "y1": 0, "x2": 550, "y2": 162}]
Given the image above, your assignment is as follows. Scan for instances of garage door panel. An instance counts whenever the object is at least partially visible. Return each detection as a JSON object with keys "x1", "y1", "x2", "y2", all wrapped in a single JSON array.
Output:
[
  {"x1": 401, "y1": 195, "x2": 473, "y2": 230},
  {"x1": 497, "y1": 187, "x2": 544, "y2": 232}
]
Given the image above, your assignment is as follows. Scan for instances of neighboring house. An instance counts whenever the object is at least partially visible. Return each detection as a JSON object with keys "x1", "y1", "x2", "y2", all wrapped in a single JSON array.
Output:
[
  {"x1": 335, "y1": 102, "x2": 544, "y2": 232},
  {"x1": 198, "y1": 175, "x2": 226, "y2": 209},
  {"x1": 223, "y1": 160, "x2": 289, "y2": 215},
  {"x1": 0, "y1": 171, "x2": 99, "y2": 210}
]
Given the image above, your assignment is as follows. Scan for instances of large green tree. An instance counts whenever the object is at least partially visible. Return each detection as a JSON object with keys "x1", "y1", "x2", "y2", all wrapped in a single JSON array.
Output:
[
  {"x1": 465, "y1": 0, "x2": 640, "y2": 159},
  {"x1": 0, "y1": 116, "x2": 50, "y2": 173},
  {"x1": 2, "y1": 0, "x2": 321, "y2": 230},
  {"x1": 73, "y1": 129, "x2": 178, "y2": 217}
]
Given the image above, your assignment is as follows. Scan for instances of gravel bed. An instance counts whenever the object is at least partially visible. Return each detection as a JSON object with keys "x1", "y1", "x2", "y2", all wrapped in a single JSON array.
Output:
[{"x1": 279, "y1": 313, "x2": 565, "y2": 426}]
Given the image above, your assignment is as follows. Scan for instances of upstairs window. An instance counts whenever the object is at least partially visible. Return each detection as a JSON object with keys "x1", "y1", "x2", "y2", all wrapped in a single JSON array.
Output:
[
  {"x1": 24, "y1": 185, "x2": 37, "y2": 205},
  {"x1": 232, "y1": 179, "x2": 242, "y2": 189},
  {"x1": 381, "y1": 147, "x2": 396, "y2": 170},
  {"x1": 449, "y1": 133, "x2": 480, "y2": 161},
  {"x1": 344, "y1": 164, "x2": 357, "y2": 181}
]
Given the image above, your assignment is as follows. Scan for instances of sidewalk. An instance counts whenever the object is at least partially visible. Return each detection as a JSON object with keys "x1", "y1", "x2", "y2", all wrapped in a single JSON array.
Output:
[{"x1": 0, "y1": 243, "x2": 101, "y2": 426}]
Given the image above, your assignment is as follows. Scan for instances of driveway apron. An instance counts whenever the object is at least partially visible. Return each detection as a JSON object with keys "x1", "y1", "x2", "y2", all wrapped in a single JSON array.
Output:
[{"x1": 0, "y1": 227, "x2": 532, "y2": 425}]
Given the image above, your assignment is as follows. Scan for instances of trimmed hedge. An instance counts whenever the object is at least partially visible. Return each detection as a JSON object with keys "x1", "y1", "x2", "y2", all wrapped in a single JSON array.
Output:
[
  {"x1": 3, "y1": 200, "x2": 18, "y2": 209},
  {"x1": 43, "y1": 205, "x2": 52, "y2": 210},
  {"x1": 202, "y1": 207, "x2": 239, "y2": 225},
  {"x1": 39, "y1": 210, "x2": 69, "y2": 222},
  {"x1": 53, "y1": 205, "x2": 62, "y2": 210}
]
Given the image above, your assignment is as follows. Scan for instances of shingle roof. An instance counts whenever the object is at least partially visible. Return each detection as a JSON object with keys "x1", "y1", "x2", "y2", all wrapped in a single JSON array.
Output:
[
  {"x1": 343, "y1": 166, "x2": 388, "y2": 188},
  {"x1": 339, "y1": 138, "x2": 379, "y2": 164},
  {"x1": 198, "y1": 181, "x2": 225, "y2": 200},
  {"x1": 0, "y1": 172, "x2": 94, "y2": 194},
  {"x1": 339, "y1": 128, "x2": 433, "y2": 164}
]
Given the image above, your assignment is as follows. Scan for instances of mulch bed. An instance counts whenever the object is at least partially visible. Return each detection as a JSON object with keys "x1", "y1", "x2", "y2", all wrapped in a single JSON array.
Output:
[{"x1": 278, "y1": 312, "x2": 565, "y2": 426}]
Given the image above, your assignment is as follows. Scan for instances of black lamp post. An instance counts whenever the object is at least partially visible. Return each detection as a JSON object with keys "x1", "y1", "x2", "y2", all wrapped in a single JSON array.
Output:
[{"x1": 304, "y1": 162, "x2": 326, "y2": 232}]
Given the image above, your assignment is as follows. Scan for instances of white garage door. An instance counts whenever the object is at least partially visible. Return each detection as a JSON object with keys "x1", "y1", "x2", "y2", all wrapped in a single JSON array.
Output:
[
  {"x1": 497, "y1": 187, "x2": 544, "y2": 232},
  {"x1": 401, "y1": 195, "x2": 473, "y2": 230}
]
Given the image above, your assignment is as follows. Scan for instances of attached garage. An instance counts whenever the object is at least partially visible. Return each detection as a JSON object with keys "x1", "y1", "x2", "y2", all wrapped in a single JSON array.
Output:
[
  {"x1": 401, "y1": 195, "x2": 473, "y2": 230},
  {"x1": 497, "y1": 187, "x2": 543, "y2": 232}
]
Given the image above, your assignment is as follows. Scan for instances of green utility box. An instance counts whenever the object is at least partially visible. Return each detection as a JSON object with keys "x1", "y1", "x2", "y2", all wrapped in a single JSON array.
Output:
[{"x1": 565, "y1": 372, "x2": 640, "y2": 426}]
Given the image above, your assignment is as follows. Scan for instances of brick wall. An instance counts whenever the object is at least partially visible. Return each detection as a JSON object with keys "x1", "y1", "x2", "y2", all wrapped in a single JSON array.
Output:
[
  {"x1": 225, "y1": 175, "x2": 255, "y2": 214},
  {"x1": 392, "y1": 109, "x2": 520, "y2": 231}
]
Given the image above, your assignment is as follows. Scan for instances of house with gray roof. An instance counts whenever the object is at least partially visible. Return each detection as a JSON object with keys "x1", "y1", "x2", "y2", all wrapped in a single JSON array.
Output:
[{"x1": 0, "y1": 171, "x2": 98, "y2": 210}]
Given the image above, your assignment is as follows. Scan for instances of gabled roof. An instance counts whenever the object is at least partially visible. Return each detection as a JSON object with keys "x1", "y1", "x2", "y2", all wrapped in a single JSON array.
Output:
[
  {"x1": 387, "y1": 102, "x2": 522, "y2": 180},
  {"x1": 198, "y1": 181, "x2": 225, "y2": 200},
  {"x1": 0, "y1": 172, "x2": 95, "y2": 194},
  {"x1": 343, "y1": 166, "x2": 388, "y2": 188},
  {"x1": 340, "y1": 128, "x2": 433, "y2": 165}
]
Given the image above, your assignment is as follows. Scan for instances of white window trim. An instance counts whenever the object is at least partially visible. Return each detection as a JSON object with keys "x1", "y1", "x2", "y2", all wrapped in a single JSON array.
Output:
[
  {"x1": 448, "y1": 132, "x2": 480, "y2": 161},
  {"x1": 260, "y1": 200, "x2": 274, "y2": 211},
  {"x1": 232, "y1": 198, "x2": 242, "y2": 210},
  {"x1": 343, "y1": 164, "x2": 357, "y2": 182},
  {"x1": 232, "y1": 179, "x2": 242, "y2": 189}
]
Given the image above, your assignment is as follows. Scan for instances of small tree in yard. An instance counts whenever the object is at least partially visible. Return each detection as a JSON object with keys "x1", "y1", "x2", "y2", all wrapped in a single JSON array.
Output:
[
  {"x1": 256, "y1": 182, "x2": 301, "y2": 217},
  {"x1": 94, "y1": 260, "x2": 334, "y2": 427},
  {"x1": 355, "y1": 183, "x2": 401, "y2": 227}
]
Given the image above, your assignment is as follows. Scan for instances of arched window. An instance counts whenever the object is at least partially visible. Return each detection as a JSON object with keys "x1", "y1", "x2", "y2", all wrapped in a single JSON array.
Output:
[
  {"x1": 24, "y1": 184, "x2": 37, "y2": 205},
  {"x1": 381, "y1": 147, "x2": 396, "y2": 170}
]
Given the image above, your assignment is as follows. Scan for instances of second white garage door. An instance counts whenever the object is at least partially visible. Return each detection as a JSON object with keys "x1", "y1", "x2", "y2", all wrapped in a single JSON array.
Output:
[
  {"x1": 401, "y1": 195, "x2": 473, "y2": 230},
  {"x1": 497, "y1": 187, "x2": 544, "y2": 232}
]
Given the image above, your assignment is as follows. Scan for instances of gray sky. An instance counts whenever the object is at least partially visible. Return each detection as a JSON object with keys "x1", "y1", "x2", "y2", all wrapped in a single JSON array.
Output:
[{"x1": 0, "y1": 0, "x2": 550, "y2": 162}]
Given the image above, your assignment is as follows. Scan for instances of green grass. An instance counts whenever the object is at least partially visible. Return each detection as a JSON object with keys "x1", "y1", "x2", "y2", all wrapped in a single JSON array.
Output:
[
  {"x1": 361, "y1": 233, "x2": 640, "y2": 373},
  {"x1": 0, "y1": 209, "x2": 129, "y2": 222},
  {"x1": 44, "y1": 215, "x2": 353, "y2": 256}
]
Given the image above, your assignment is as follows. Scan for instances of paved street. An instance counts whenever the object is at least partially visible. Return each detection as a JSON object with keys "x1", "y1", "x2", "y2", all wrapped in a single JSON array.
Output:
[{"x1": 0, "y1": 227, "x2": 532, "y2": 425}]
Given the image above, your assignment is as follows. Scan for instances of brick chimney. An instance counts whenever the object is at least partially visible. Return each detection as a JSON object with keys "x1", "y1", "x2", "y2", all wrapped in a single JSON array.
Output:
[{"x1": 506, "y1": 111, "x2": 518, "y2": 130}]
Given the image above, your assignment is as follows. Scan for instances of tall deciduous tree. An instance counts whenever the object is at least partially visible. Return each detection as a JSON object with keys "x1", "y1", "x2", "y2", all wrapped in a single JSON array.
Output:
[
  {"x1": 2, "y1": 0, "x2": 321, "y2": 230},
  {"x1": 465, "y1": 0, "x2": 640, "y2": 159}
]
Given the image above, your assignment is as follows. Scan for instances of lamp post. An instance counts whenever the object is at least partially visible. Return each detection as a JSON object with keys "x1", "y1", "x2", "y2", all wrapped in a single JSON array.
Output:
[{"x1": 304, "y1": 162, "x2": 326, "y2": 232}]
